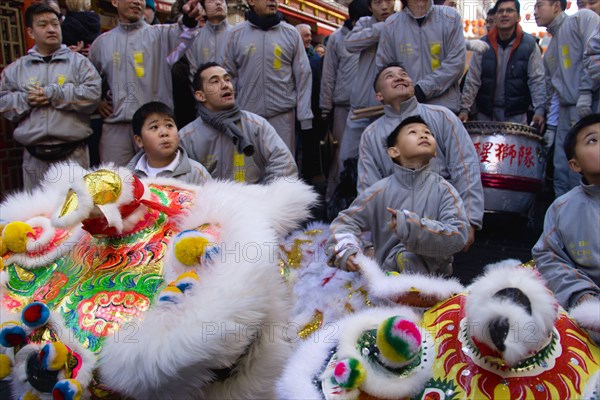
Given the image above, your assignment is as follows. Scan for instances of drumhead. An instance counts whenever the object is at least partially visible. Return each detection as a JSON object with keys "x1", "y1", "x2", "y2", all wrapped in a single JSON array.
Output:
[{"x1": 463, "y1": 121, "x2": 542, "y2": 141}]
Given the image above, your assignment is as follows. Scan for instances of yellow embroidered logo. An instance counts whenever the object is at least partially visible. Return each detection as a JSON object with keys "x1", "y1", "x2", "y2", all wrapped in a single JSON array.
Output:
[
  {"x1": 203, "y1": 48, "x2": 210, "y2": 60},
  {"x1": 57, "y1": 74, "x2": 66, "y2": 86},
  {"x1": 561, "y1": 45, "x2": 571, "y2": 69},
  {"x1": 233, "y1": 151, "x2": 245, "y2": 182},
  {"x1": 273, "y1": 44, "x2": 282, "y2": 70},
  {"x1": 112, "y1": 52, "x2": 120, "y2": 66},
  {"x1": 430, "y1": 42, "x2": 442, "y2": 70},
  {"x1": 134, "y1": 51, "x2": 145, "y2": 77}
]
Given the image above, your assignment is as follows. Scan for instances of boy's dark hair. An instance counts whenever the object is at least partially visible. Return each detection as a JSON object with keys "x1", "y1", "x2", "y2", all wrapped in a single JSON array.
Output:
[
  {"x1": 25, "y1": 3, "x2": 60, "y2": 28},
  {"x1": 132, "y1": 102, "x2": 177, "y2": 137},
  {"x1": 564, "y1": 113, "x2": 600, "y2": 161},
  {"x1": 349, "y1": 0, "x2": 372, "y2": 22},
  {"x1": 373, "y1": 62, "x2": 407, "y2": 92},
  {"x1": 193, "y1": 61, "x2": 222, "y2": 91},
  {"x1": 387, "y1": 115, "x2": 429, "y2": 149},
  {"x1": 492, "y1": 0, "x2": 520, "y2": 14},
  {"x1": 487, "y1": 6, "x2": 496, "y2": 16}
]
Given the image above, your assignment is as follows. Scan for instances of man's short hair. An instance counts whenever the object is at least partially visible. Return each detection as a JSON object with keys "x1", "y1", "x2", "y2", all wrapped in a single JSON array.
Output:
[
  {"x1": 564, "y1": 113, "x2": 600, "y2": 161},
  {"x1": 387, "y1": 115, "x2": 429, "y2": 149},
  {"x1": 348, "y1": 0, "x2": 372, "y2": 22},
  {"x1": 193, "y1": 61, "x2": 222, "y2": 91},
  {"x1": 492, "y1": 0, "x2": 521, "y2": 14},
  {"x1": 487, "y1": 6, "x2": 496, "y2": 16},
  {"x1": 132, "y1": 102, "x2": 177, "y2": 137},
  {"x1": 373, "y1": 62, "x2": 407, "y2": 92},
  {"x1": 25, "y1": 3, "x2": 60, "y2": 27}
]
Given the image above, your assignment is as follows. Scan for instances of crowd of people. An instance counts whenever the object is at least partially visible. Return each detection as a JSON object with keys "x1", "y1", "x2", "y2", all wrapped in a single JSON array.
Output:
[{"x1": 1, "y1": 0, "x2": 599, "y2": 311}]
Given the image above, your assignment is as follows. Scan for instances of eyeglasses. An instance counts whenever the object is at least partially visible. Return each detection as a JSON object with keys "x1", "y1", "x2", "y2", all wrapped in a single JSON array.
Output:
[{"x1": 496, "y1": 7, "x2": 517, "y2": 14}]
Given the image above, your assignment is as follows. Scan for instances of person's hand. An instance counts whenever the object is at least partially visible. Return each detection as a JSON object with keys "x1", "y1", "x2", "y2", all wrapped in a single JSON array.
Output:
[
  {"x1": 182, "y1": 0, "x2": 201, "y2": 20},
  {"x1": 387, "y1": 207, "x2": 397, "y2": 231},
  {"x1": 68, "y1": 41, "x2": 84, "y2": 53},
  {"x1": 576, "y1": 293, "x2": 599, "y2": 306},
  {"x1": 576, "y1": 93, "x2": 593, "y2": 119},
  {"x1": 458, "y1": 111, "x2": 469, "y2": 122},
  {"x1": 345, "y1": 254, "x2": 361, "y2": 273},
  {"x1": 462, "y1": 225, "x2": 475, "y2": 252},
  {"x1": 531, "y1": 114, "x2": 545, "y2": 133},
  {"x1": 27, "y1": 86, "x2": 50, "y2": 107},
  {"x1": 79, "y1": 44, "x2": 91, "y2": 57},
  {"x1": 467, "y1": 39, "x2": 490, "y2": 53},
  {"x1": 98, "y1": 99, "x2": 113, "y2": 119}
]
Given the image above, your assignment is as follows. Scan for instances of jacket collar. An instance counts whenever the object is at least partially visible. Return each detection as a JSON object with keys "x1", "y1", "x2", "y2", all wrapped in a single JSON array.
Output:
[
  {"x1": 581, "y1": 179, "x2": 600, "y2": 199},
  {"x1": 383, "y1": 96, "x2": 419, "y2": 120},
  {"x1": 28, "y1": 45, "x2": 70, "y2": 61},
  {"x1": 547, "y1": 12, "x2": 567, "y2": 36},
  {"x1": 206, "y1": 19, "x2": 229, "y2": 33},
  {"x1": 391, "y1": 162, "x2": 431, "y2": 188},
  {"x1": 118, "y1": 18, "x2": 147, "y2": 32},
  {"x1": 486, "y1": 24, "x2": 524, "y2": 59}
]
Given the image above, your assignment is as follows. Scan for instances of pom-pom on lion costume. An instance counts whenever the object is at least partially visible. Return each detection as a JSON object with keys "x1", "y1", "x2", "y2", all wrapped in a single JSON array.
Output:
[{"x1": 0, "y1": 164, "x2": 317, "y2": 399}]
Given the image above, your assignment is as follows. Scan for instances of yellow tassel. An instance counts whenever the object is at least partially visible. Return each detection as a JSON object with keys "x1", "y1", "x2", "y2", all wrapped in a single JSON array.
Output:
[
  {"x1": 0, "y1": 354, "x2": 12, "y2": 379},
  {"x1": 174, "y1": 236, "x2": 209, "y2": 266},
  {"x1": 2, "y1": 221, "x2": 34, "y2": 253}
]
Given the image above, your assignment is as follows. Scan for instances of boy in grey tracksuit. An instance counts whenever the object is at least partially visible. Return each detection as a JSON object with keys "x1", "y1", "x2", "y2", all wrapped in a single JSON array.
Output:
[
  {"x1": 358, "y1": 64, "x2": 484, "y2": 247},
  {"x1": 88, "y1": 2, "x2": 199, "y2": 166},
  {"x1": 221, "y1": 6, "x2": 313, "y2": 154},
  {"x1": 376, "y1": 0, "x2": 466, "y2": 113},
  {"x1": 533, "y1": 114, "x2": 600, "y2": 310},
  {"x1": 0, "y1": 4, "x2": 101, "y2": 191},
  {"x1": 326, "y1": 115, "x2": 469, "y2": 275},
  {"x1": 535, "y1": 5, "x2": 599, "y2": 197}
]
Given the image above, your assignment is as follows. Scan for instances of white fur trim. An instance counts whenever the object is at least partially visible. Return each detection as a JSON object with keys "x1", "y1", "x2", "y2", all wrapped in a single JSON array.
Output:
[
  {"x1": 356, "y1": 254, "x2": 464, "y2": 304},
  {"x1": 99, "y1": 178, "x2": 316, "y2": 399},
  {"x1": 466, "y1": 260, "x2": 558, "y2": 366},
  {"x1": 569, "y1": 298, "x2": 600, "y2": 341}
]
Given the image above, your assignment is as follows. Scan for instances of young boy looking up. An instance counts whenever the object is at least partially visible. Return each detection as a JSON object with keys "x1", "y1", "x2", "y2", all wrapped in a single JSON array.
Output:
[
  {"x1": 127, "y1": 102, "x2": 210, "y2": 185},
  {"x1": 533, "y1": 113, "x2": 600, "y2": 310},
  {"x1": 326, "y1": 116, "x2": 470, "y2": 275}
]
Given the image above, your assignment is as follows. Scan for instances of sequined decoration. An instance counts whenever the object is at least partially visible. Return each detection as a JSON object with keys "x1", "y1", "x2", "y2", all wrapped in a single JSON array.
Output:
[{"x1": 298, "y1": 311, "x2": 323, "y2": 339}]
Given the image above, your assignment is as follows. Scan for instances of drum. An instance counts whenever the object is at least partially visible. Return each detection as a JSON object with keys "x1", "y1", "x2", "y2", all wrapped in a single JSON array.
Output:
[{"x1": 464, "y1": 121, "x2": 545, "y2": 214}]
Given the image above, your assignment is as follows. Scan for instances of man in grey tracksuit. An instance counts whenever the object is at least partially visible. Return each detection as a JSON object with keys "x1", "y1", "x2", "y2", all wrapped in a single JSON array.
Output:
[
  {"x1": 186, "y1": 0, "x2": 232, "y2": 83},
  {"x1": 340, "y1": 0, "x2": 395, "y2": 170},
  {"x1": 535, "y1": 1, "x2": 599, "y2": 196},
  {"x1": 88, "y1": 0, "x2": 200, "y2": 166},
  {"x1": 376, "y1": 0, "x2": 465, "y2": 113},
  {"x1": 0, "y1": 3, "x2": 101, "y2": 190},
  {"x1": 320, "y1": 25, "x2": 358, "y2": 200},
  {"x1": 358, "y1": 64, "x2": 483, "y2": 249},
  {"x1": 459, "y1": 0, "x2": 546, "y2": 127},
  {"x1": 221, "y1": 0, "x2": 313, "y2": 154},
  {"x1": 584, "y1": 25, "x2": 600, "y2": 106},
  {"x1": 179, "y1": 64, "x2": 297, "y2": 184},
  {"x1": 326, "y1": 122, "x2": 469, "y2": 275}
]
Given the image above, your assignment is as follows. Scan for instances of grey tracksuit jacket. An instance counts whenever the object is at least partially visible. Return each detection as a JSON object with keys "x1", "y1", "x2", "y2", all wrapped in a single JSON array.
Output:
[
  {"x1": 376, "y1": 3, "x2": 466, "y2": 113},
  {"x1": 344, "y1": 16, "x2": 385, "y2": 110},
  {"x1": 221, "y1": 20, "x2": 313, "y2": 128},
  {"x1": 320, "y1": 26, "x2": 359, "y2": 113},
  {"x1": 178, "y1": 110, "x2": 298, "y2": 183},
  {"x1": 0, "y1": 45, "x2": 100, "y2": 146},
  {"x1": 127, "y1": 146, "x2": 211, "y2": 185},
  {"x1": 584, "y1": 25, "x2": 600, "y2": 92},
  {"x1": 326, "y1": 163, "x2": 469, "y2": 274},
  {"x1": 88, "y1": 19, "x2": 194, "y2": 123},
  {"x1": 187, "y1": 19, "x2": 232, "y2": 83},
  {"x1": 533, "y1": 181, "x2": 600, "y2": 309},
  {"x1": 357, "y1": 96, "x2": 484, "y2": 229},
  {"x1": 544, "y1": 10, "x2": 599, "y2": 108}
]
